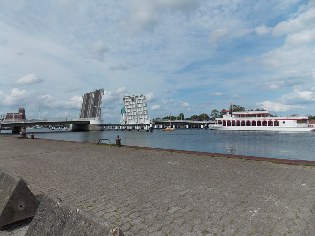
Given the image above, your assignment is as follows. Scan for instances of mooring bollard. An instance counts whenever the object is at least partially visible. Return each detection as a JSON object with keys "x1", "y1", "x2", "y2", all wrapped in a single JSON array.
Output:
[{"x1": 115, "y1": 135, "x2": 121, "y2": 146}]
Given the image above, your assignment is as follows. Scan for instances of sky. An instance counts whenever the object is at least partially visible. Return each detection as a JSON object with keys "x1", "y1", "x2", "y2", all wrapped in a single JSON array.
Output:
[{"x1": 0, "y1": 0, "x2": 315, "y2": 122}]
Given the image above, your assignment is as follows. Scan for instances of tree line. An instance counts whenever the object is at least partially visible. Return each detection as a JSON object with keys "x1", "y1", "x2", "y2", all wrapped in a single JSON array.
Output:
[
  {"x1": 156, "y1": 104, "x2": 315, "y2": 121},
  {"x1": 158, "y1": 113, "x2": 210, "y2": 121}
]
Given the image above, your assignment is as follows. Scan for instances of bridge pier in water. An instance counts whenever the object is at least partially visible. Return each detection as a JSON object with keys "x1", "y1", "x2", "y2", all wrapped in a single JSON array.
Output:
[
  {"x1": 71, "y1": 124, "x2": 104, "y2": 131},
  {"x1": 71, "y1": 119, "x2": 104, "y2": 131},
  {"x1": 11, "y1": 126, "x2": 22, "y2": 134}
]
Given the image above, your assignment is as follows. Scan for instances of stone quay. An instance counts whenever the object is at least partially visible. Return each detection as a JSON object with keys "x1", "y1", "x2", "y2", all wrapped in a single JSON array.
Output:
[{"x1": 0, "y1": 136, "x2": 314, "y2": 235}]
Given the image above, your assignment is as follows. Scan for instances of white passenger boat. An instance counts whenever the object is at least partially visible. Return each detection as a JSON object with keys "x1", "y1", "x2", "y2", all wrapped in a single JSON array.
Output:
[{"x1": 210, "y1": 110, "x2": 315, "y2": 132}]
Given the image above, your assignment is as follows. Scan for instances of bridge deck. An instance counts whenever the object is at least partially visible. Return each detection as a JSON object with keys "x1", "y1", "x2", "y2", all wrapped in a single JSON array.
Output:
[{"x1": 0, "y1": 120, "x2": 90, "y2": 127}]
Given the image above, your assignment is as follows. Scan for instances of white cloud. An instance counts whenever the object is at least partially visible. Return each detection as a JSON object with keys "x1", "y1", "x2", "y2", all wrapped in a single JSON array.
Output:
[
  {"x1": 211, "y1": 92, "x2": 223, "y2": 96},
  {"x1": 258, "y1": 101, "x2": 301, "y2": 112},
  {"x1": 259, "y1": 88, "x2": 315, "y2": 114},
  {"x1": 180, "y1": 102, "x2": 190, "y2": 108},
  {"x1": 281, "y1": 89, "x2": 315, "y2": 104},
  {"x1": 255, "y1": 25, "x2": 271, "y2": 36},
  {"x1": 15, "y1": 73, "x2": 43, "y2": 85},
  {"x1": 102, "y1": 87, "x2": 127, "y2": 104},
  {"x1": 267, "y1": 81, "x2": 286, "y2": 90},
  {"x1": 151, "y1": 104, "x2": 160, "y2": 110},
  {"x1": 285, "y1": 28, "x2": 315, "y2": 45},
  {"x1": 11, "y1": 88, "x2": 26, "y2": 97},
  {"x1": 265, "y1": 76, "x2": 305, "y2": 90},
  {"x1": 0, "y1": 88, "x2": 28, "y2": 106},
  {"x1": 38, "y1": 94, "x2": 82, "y2": 109},
  {"x1": 145, "y1": 92, "x2": 155, "y2": 102},
  {"x1": 262, "y1": 5, "x2": 315, "y2": 84},
  {"x1": 272, "y1": 7, "x2": 315, "y2": 37}
]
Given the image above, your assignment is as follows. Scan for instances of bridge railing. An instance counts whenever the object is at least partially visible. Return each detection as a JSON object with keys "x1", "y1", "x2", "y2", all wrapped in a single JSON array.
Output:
[
  {"x1": 1, "y1": 119, "x2": 27, "y2": 124},
  {"x1": 1, "y1": 118, "x2": 85, "y2": 123}
]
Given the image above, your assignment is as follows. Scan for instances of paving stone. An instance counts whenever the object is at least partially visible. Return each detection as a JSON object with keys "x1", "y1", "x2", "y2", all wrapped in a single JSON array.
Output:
[{"x1": 0, "y1": 137, "x2": 314, "y2": 235}]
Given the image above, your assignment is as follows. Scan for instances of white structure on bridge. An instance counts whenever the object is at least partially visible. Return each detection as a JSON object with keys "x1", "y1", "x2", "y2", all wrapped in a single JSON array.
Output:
[{"x1": 121, "y1": 95, "x2": 150, "y2": 125}]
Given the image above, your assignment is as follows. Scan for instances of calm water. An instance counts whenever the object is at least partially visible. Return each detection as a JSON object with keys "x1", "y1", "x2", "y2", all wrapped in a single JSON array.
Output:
[{"x1": 4, "y1": 128, "x2": 314, "y2": 161}]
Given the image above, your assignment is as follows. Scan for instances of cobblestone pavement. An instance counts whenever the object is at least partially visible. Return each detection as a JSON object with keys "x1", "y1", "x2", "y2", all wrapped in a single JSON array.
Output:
[{"x1": 0, "y1": 136, "x2": 314, "y2": 235}]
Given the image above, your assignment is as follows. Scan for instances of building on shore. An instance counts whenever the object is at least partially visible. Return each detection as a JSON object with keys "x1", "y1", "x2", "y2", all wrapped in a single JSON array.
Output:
[
  {"x1": 121, "y1": 95, "x2": 150, "y2": 125},
  {"x1": 5, "y1": 108, "x2": 26, "y2": 120}
]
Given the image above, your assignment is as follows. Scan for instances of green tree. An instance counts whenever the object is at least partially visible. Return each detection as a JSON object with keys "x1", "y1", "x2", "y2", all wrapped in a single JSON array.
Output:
[
  {"x1": 210, "y1": 109, "x2": 220, "y2": 120},
  {"x1": 231, "y1": 104, "x2": 245, "y2": 112},
  {"x1": 163, "y1": 115, "x2": 176, "y2": 120},
  {"x1": 308, "y1": 115, "x2": 315, "y2": 120},
  {"x1": 199, "y1": 113, "x2": 209, "y2": 120},
  {"x1": 189, "y1": 113, "x2": 209, "y2": 121},
  {"x1": 177, "y1": 113, "x2": 185, "y2": 120}
]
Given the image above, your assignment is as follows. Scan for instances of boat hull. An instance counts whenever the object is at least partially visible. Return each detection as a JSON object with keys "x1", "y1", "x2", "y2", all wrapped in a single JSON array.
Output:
[
  {"x1": 162, "y1": 127, "x2": 175, "y2": 131},
  {"x1": 210, "y1": 125, "x2": 315, "y2": 132}
]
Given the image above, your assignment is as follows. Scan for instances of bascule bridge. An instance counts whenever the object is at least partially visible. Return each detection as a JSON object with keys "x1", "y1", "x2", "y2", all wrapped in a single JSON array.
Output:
[
  {"x1": 71, "y1": 89, "x2": 104, "y2": 131},
  {"x1": 0, "y1": 89, "x2": 105, "y2": 133}
]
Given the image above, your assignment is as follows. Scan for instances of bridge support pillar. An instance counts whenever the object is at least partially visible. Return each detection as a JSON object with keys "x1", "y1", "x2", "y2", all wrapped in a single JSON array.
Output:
[
  {"x1": 12, "y1": 126, "x2": 22, "y2": 134},
  {"x1": 71, "y1": 124, "x2": 104, "y2": 132},
  {"x1": 70, "y1": 124, "x2": 89, "y2": 132},
  {"x1": 88, "y1": 124, "x2": 104, "y2": 131}
]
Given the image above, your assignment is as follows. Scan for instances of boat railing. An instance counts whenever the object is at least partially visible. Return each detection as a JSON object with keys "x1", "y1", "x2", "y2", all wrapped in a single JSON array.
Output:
[{"x1": 296, "y1": 123, "x2": 311, "y2": 128}]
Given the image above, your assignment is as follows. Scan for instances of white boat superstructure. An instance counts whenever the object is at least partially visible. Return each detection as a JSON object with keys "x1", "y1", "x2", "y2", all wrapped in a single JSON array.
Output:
[{"x1": 211, "y1": 110, "x2": 315, "y2": 132}]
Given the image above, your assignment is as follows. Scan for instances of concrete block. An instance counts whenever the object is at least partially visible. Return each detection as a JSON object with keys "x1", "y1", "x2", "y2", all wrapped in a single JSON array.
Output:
[
  {"x1": 26, "y1": 196, "x2": 124, "y2": 236},
  {"x1": 0, "y1": 170, "x2": 39, "y2": 229}
]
